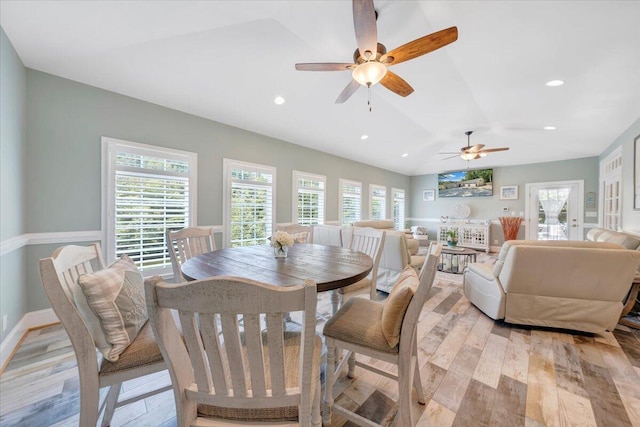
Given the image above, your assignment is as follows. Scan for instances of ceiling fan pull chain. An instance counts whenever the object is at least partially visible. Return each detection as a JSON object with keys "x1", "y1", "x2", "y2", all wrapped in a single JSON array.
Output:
[{"x1": 368, "y1": 84, "x2": 372, "y2": 112}]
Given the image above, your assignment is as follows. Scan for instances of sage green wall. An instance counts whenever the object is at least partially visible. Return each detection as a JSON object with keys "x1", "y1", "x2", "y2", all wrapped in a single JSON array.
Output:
[
  {"x1": 0, "y1": 27, "x2": 27, "y2": 342},
  {"x1": 409, "y1": 157, "x2": 599, "y2": 244},
  {"x1": 23, "y1": 69, "x2": 409, "y2": 312},
  {"x1": 599, "y1": 117, "x2": 640, "y2": 232}
]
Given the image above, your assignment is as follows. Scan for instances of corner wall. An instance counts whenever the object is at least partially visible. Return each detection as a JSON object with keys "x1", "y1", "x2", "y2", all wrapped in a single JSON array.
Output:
[{"x1": 0, "y1": 27, "x2": 27, "y2": 342}]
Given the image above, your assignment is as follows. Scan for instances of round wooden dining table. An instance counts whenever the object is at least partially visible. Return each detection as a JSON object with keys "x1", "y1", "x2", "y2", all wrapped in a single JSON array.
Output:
[{"x1": 181, "y1": 243, "x2": 373, "y2": 307}]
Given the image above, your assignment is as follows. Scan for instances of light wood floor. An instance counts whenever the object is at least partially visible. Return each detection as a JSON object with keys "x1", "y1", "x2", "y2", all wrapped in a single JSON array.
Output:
[{"x1": 1, "y1": 272, "x2": 639, "y2": 426}]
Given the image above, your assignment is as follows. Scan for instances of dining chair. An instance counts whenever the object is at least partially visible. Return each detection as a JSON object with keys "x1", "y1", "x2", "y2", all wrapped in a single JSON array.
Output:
[
  {"x1": 337, "y1": 227, "x2": 386, "y2": 308},
  {"x1": 276, "y1": 223, "x2": 313, "y2": 243},
  {"x1": 145, "y1": 275, "x2": 322, "y2": 427},
  {"x1": 167, "y1": 227, "x2": 217, "y2": 281},
  {"x1": 323, "y1": 243, "x2": 442, "y2": 427},
  {"x1": 39, "y1": 243, "x2": 170, "y2": 427}
]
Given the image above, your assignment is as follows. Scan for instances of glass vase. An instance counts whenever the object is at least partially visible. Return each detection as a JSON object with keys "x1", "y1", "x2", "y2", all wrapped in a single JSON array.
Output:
[{"x1": 274, "y1": 245, "x2": 288, "y2": 258}]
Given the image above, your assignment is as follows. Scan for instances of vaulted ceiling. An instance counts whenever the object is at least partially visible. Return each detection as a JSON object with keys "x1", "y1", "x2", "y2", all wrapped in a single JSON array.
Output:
[{"x1": 2, "y1": 1, "x2": 639, "y2": 175}]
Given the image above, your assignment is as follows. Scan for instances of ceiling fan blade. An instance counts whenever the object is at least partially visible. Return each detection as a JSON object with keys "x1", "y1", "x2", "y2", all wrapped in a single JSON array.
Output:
[
  {"x1": 353, "y1": 0, "x2": 378, "y2": 60},
  {"x1": 439, "y1": 152, "x2": 461, "y2": 154},
  {"x1": 380, "y1": 71, "x2": 414, "y2": 97},
  {"x1": 381, "y1": 26, "x2": 458, "y2": 66},
  {"x1": 442, "y1": 154, "x2": 461, "y2": 160},
  {"x1": 478, "y1": 147, "x2": 510, "y2": 153},
  {"x1": 295, "y1": 63, "x2": 355, "y2": 71},
  {"x1": 335, "y1": 79, "x2": 361, "y2": 103}
]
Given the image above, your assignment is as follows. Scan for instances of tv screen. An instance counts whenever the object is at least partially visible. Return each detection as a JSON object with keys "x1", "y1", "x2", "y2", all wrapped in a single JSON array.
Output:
[{"x1": 438, "y1": 168, "x2": 493, "y2": 197}]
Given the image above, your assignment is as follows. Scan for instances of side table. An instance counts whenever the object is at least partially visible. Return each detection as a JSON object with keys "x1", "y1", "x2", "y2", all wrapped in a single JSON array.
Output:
[
  {"x1": 437, "y1": 246, "x2": 478, "y2": 274},
  {"x1": 619, "y1": 278, "x2": 640, "y2": 329}
]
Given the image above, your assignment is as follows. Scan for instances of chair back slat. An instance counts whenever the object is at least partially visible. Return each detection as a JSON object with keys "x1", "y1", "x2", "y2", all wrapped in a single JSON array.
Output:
[
  {"x1": 199, "y1": 313, "x2": 229, "y2": 395},
  {"x1": 167, "y1": 227, "x2": 217, "y2": 281},
  {"x1": 220, "y1": 313, "x2": 248, "y2": 397},
  {"x1": 243, "y1": 313, "x2": 268, "y2": 397},
  {"x1": 179, "y1": 311, "x2": 214, "y2": 393},
  {"x1": 265, "y1": 313, "x2": 287, "y2": 397},
  {"x1": 146, "y1": 276, "x2": 318, "y2": 421}
]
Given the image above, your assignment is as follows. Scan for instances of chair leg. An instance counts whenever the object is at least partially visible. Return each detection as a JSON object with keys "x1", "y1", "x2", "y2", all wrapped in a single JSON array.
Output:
[
  {"x1": 347, "y1": 351, "x2": 356, "y2": 379},
  {"x1": 323, "y1": 340, "x2": 336, "y2": 426},
  {"x1": 101, "y1": 384, "x2": 122, "y2": 427},
  {"x1": 412, "y1": 343, "x2": 425, "y2": 405},
  {"x1": 312, "y1": 378, "x2": 322, "y2": 427},
  {"x1": 397, "y1": 359, "x2": 414, "y2": 427}
]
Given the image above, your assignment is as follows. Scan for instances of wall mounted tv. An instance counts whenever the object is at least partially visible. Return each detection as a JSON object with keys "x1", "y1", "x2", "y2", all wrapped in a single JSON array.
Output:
[{"x1": 438, "y1": 168, "x2": 493, "y2": 197}]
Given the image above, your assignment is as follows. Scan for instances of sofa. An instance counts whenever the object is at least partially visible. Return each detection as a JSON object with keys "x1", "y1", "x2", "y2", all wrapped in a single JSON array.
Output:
[{"x1": 463, "y1": 240, "x2": 640, "y2": 333}]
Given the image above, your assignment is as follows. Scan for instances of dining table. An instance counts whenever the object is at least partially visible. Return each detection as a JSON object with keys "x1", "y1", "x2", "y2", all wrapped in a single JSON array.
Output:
[{"x1": 180, "y1": 243, "x2": 373, "y2": 315}]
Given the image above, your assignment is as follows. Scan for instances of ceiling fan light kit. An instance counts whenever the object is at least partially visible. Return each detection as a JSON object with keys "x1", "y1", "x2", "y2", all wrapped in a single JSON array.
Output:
[{"x1": 294, "y1": 0, "x2": 458, "y2": 107}]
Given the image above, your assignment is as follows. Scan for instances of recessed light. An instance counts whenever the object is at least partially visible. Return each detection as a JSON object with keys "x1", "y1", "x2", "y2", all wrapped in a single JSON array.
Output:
[
  {"x1": 402, "y1": 153, "x2": 408, "y2": 158},
  {"x1": 545, "y1": 80, "x2": 564, "y2": 87},
  {"x1": 273, "y1": 96, "x2": 285, "y2": 105},
  {"x1": 544, "y1": 126, "x2": 557, "y2": 130},
  {"x1": 361, "y1": 135, "x2": 369, "y2": 141}
]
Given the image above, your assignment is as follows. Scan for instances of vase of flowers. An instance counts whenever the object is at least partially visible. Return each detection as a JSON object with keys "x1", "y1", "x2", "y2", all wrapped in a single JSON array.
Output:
[
  {"x1": 446, "y1": 229, "x2": 458, "y2": 247},
  {"x1": 271, "y1": 230, "x2": 294, "y2": 258}
]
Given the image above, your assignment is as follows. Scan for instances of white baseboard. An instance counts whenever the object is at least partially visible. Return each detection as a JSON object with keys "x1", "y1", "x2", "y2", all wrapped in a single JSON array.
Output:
[{"x1": 0, "y1": 308, "x2": 59, "y2": 371}]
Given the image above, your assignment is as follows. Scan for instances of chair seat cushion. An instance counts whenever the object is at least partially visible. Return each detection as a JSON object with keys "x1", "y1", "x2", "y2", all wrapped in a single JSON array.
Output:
[
  {"x1": 198, "y1": 332, "x2": 322, "y2": 422},
  {"x1": 99, "y1": 320, "x2": 163, "y2": 375},
  {"x1": 78, "y1": 255, "x2": 148, "y2": 362},
  {"x1": 324, "y1": 298, "x2": 397, "y2": 353}
]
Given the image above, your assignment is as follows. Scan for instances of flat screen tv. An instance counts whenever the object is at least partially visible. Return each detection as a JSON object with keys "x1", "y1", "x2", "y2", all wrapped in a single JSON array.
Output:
[{"x1": 438, "y1": 168, "x2": 493, "y2": 197}]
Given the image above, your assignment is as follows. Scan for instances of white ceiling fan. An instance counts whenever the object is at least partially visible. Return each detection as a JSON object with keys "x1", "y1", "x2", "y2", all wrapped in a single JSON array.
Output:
[{"x1": 440, "y1": 131, "x2": 510, "y2": 161}]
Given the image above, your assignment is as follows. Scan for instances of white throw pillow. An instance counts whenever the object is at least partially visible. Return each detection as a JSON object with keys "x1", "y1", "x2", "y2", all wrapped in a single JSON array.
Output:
[{"x1": 78, "y1": 255, "x2": 147, "y2": 362}]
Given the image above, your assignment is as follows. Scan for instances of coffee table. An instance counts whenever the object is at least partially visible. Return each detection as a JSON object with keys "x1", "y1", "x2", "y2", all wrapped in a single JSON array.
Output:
[{"x1": 438, "y1": 246, "x2": 478, "y2": 274}]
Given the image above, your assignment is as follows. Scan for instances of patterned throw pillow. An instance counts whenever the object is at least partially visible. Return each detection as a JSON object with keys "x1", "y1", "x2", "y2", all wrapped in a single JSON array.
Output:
[
  {"x1": 380, "y1": 266, "x2": 419, "y2": 348},
  {"x1": 78, "y1": 255, "x2": 147, "y2": 362}
]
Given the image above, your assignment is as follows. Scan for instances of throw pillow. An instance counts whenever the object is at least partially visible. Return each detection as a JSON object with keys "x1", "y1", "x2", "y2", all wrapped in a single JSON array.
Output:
[
  {"x1": 380, "y1": 266, "x2": 419, "y2": 348},
  {"x1": 78, "y1": 255, "x2": 147, "y2": 362}
]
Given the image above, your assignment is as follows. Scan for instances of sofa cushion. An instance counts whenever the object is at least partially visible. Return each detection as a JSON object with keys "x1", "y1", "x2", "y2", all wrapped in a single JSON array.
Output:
[
  {"x1": 381, "y1": 266, "x2": 419, "y2": 347},
  {"x1": 596, "y1": 230, "x2": 640, "y2": 250}
]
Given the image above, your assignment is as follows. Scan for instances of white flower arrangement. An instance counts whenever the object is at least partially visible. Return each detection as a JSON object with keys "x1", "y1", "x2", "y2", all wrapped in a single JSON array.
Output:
[{"x1": 271, "y1": 231, "x2": 294, "y2": 249}]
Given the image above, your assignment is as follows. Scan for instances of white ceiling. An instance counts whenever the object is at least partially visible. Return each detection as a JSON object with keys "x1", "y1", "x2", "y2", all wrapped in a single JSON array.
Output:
[{"x1": 2, "y1": 1, "x2": 639, "y2": 175}]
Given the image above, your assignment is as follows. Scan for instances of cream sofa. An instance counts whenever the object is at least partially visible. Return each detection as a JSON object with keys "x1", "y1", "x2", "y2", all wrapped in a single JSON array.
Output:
[{"x1": 463, "y1": 240, "x2": 640, "y2": 333}]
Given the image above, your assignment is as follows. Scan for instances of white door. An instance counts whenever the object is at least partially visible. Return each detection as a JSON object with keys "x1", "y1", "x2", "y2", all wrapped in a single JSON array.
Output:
[{"x1": 526, "y1": 181, "x2": 584, "y2": 241}]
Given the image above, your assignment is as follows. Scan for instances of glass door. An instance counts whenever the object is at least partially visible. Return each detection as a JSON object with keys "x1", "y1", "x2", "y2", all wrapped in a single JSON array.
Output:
[{"x1": 526, "y1": 181, "x2": 583, "y2": 241}]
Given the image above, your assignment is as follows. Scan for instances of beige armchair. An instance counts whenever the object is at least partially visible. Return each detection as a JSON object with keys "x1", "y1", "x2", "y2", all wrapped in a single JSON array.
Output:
[{"x1": 463, "y1": 240, "x2": 640, "y2": 333}]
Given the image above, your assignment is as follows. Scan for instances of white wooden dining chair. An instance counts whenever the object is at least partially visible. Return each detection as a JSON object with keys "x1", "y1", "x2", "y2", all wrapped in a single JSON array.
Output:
[
  {"x1": 337, "y1": 227, "x2": 386, "y2": 307},
  {"x1": 38, "y1": 243, "x2": 170, "y2": 427},
  {"x1": 167, "y1": 227, "x2": 217, "y2": 281},
  {"x1": 323, "y1": 243, "x2": 442, "y2": 426},
  {"x1": 145, "y1": 275, "x2": 323, "y2": 427},
  {"x1": 311, "y1": 224, "x2": 343, "y2": 247}
]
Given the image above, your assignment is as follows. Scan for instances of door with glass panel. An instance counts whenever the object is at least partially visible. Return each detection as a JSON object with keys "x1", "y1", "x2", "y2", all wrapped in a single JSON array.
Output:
[{"x1": 526, "y1": 181, "x2": 583, "y2": 241}]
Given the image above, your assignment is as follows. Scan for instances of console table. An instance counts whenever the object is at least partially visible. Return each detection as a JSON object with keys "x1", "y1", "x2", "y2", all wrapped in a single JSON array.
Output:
[{"x1": 437, "y1": 224, "x2": 490, "y2": 253}]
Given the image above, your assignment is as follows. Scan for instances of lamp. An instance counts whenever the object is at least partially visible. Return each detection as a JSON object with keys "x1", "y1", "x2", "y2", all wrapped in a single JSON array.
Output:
[
  {"x1": 352, "y1": 61, "x2": 387, "y2": 87},
  {"x1": 461, "y1": 152, "x2": 478, "y2": 161}
]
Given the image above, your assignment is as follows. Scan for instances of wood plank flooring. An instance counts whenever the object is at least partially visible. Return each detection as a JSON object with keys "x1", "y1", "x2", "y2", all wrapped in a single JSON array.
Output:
[{"x1": 1, "y1": 272, "x2": 639, "y2": 426}]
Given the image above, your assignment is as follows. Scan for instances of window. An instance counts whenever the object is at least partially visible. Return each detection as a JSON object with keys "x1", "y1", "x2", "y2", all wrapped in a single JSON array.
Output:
[
  {"x1": 102, "y1": 137, "x2": 197, "y2": 276},
  {"x1": 339, "y1": 179, "x2": 362, "y2": 226},
  {"x1": 369, "y1": 184, "x2": 387, "y2": 220},
  {"x1": 224, "y1": 159, "x2": 276, "y2": 248},
  {"x1": 392, "y1": 188, "x2": 405, "y2": 230},
  {"x1": 293, "y1": 171, "x2": 325, "y2": 225}
]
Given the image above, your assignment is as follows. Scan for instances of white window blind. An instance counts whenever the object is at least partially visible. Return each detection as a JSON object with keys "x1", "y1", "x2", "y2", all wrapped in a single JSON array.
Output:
[
  {"x1": 339, "y1": 179, "x2": 362, "y2": 226},
  {"x1": 224, "y1": 159, "x2": 275, "y2": 247},
  {"x1": 392, "y1": 188, "x2": 405, "y2": 230},
  {"x1": 293, "y1": 171, "x2": 325, "y2": 225},
  {"x1": 103, "y1": 137, "x2": 197, "y2": 276},
  {"x1": 370, "y1": 184, "x2": 387, "y2": 220}
]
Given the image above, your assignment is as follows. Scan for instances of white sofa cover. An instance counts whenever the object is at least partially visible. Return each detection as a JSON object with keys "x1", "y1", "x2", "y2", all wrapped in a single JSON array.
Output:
[{"x1": 463, "y1": 240, "x2": 640, "y2": 333}]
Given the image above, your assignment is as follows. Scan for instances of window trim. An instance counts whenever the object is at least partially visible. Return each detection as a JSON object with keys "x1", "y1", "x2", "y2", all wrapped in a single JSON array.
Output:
[
  {"x1": 292, "y1": 170, "x2": 326, "y2": 225},
  {"x1": 369, "y1": 184, "x2": 387, "y2": 220},
  {"x1": 392, "y1": 187, "x2": 405, "y2": 230},
  {"x1": 339, "y1": 178, "x2": 362, "y2": 226},
  {"x1": 223, "y1": 158, "x2": 277, "y2": 248},
  {"x1": 101, "y1": 136, "x2": 198, "y2": 271}
]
